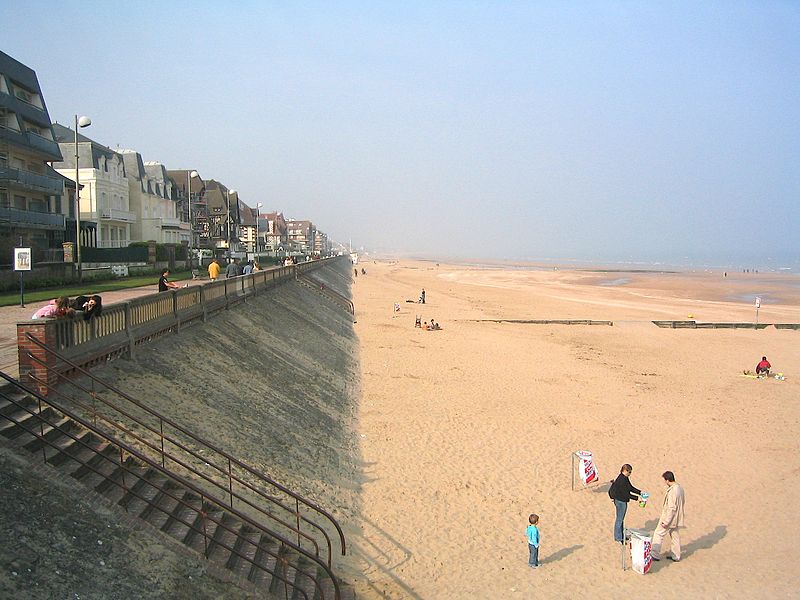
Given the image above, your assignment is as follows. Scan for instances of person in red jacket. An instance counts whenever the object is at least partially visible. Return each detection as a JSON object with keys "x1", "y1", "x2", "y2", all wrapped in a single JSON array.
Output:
[{"x1": 756, "y1": 356, "x2": 771, "y2": 375}]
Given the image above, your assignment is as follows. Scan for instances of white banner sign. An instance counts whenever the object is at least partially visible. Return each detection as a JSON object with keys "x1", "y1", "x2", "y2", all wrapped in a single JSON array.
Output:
[
  {"x1": 14, "y1": 248, "x2": 32, "y2": 271},
  {"x1": 575, "y1": 450, "x2": 599, "y2": 485}
]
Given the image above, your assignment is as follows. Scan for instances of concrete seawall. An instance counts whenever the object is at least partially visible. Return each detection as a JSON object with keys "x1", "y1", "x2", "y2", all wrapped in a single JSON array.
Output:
[{"x1": 85, "y1": 260, "x2": 363, "y2": 536}]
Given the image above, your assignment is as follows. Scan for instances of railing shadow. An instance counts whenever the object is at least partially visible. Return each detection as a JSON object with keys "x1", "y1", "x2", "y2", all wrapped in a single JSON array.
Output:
[{"x1": 348, "y1": 512, "x2": 421, "y2": 600}]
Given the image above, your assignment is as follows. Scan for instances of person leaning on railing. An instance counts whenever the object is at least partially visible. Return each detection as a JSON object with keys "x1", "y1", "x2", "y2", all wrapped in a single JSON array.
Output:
[
  {"x1": 31, "y1": 296, "x2": 73, "y2": 320},
  {"x1": 70, "y1": 295, "x2": 103, "y2": 321}
]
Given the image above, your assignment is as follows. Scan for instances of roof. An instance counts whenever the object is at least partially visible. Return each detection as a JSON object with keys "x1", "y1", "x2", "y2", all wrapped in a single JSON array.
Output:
[{"x1": 51, "y1": 123, "x2": 126, "y2": 174}]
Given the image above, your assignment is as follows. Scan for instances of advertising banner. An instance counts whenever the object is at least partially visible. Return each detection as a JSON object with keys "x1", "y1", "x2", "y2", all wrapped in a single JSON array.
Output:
[
  {"x1": 630, "y1": 531, "x2": 653, "y2": 575},
  {"x1": 575, "y1": 450, "x2": 598, "y2": 485}
]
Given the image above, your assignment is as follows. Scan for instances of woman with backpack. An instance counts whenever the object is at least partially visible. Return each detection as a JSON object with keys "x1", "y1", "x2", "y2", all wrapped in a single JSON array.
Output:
[{"x1": 608, "y1": 463, "x2": 642, "y2": 543}]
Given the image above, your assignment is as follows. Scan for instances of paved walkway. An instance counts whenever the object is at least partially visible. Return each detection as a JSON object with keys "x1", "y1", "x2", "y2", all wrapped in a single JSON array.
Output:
[{"x1": 0, "y1": 279, "x2": 206, "y2": 379}]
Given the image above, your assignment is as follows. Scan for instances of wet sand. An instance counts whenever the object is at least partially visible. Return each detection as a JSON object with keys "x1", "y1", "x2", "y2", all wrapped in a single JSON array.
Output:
[{"x1": 349, "y1": 259, "x2": 800, "y2": 599}]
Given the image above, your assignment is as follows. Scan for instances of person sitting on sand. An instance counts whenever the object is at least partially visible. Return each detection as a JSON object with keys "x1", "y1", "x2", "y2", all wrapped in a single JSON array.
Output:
[
  {"x1": 756, "y1": 356, "x2": 771, "y2": 376},
  {"x1": 423, "y1": 321, "x2": 429, "y2": 330},
  {"x1": 432, "y1": 321, "x2": 441, "y2": 330},
  {"x1": 415, "y1": 316, "x2": 422, "y2": 328}
]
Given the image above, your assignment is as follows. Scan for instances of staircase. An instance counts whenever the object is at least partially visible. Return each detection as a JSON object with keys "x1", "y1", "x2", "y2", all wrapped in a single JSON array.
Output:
[{"x1": 1, "y1": 344, "x2": 356, "y2": 599}]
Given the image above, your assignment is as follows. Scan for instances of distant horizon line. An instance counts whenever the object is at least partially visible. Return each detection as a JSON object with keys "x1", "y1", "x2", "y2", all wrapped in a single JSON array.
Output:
[{"x1": 348, "y1": 250, "x2": 798, "y2": 272}]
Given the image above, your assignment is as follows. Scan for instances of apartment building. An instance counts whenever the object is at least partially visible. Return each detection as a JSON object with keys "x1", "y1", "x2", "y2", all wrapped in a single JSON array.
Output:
[
  {"x1": 313, "y1": 230, "x2": 330, "y2": 256},
  {"x1": 0, "y1": 50, "x2": 66, "y2": 262},
  {"x1": 119, "y1": 152, "x2": 184, "y2": 245},
  {"x1": 239, "y1": 202, "x2": 257, "y2": 252},
  {"x1": 52, "y1": 124, "x2": 133, "y2": 248},
  {"x1": 286, "y1": 219, "x2": 316, "y2": 256}
]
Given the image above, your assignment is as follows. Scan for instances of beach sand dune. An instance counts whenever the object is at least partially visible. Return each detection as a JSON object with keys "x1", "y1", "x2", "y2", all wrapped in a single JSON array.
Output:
[{"x1": 350, "y1": 260, "x2": 800, "y2": 599}]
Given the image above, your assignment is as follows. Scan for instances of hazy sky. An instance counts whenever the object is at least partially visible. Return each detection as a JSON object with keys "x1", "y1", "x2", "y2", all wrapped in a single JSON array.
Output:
[{"x1": 3, "y1": 1, "x2": 798, "y2": 265}]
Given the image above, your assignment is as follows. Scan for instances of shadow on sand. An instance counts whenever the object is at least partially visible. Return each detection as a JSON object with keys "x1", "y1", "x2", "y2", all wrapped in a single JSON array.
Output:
[
  {"x1": 544, "y1": 545, "x2": 583, "y2": 564},
  {"x1": 350, "y1": 513, "x2": 422, "y2": 600},
  {"x1": 636, "y1": 521, "x2": 728, "y2": 572}
]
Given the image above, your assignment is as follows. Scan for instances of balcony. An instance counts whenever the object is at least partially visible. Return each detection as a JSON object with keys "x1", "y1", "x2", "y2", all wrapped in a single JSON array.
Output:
[
  {"x1": 0, "y1": 206, "x2": 65, "y2": 229},
  {"x1": 0, "y1": 166, "x2": 63, "y2": 195},
  {"x1": 25, "y1": 131, "x2": 62, "y2": 159},
  {"x1": 160, "y1": 216, "x2": 183, "y2": 228},
  {"x1": 98, "y1": 208, "x2": 136, "y2": 223}
]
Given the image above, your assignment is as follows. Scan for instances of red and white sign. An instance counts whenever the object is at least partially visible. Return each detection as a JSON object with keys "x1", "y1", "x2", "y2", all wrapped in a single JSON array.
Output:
[
  {"x1": 575, "y1": 450, "x2": 598, "y2": 485},
  {"x1": 755, "y1": 297, "x2": 761, "y2": 309},
  {"x1": 630, "y1": 531, "x2": 653, "y2": 574}
]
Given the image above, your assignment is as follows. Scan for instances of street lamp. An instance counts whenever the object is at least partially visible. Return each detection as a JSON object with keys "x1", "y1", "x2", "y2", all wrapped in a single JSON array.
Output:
[
  {"x1": 74, "y1": 115, "x2": 91, "y2": 282},
  {"x1": 256, "y1": 202, "x2": 263, "y2": 254},
  {"x1": 187, "y1": 170, "x2": 198, "y2": 269},
  {"x1": 226, "y1": 189, "x2": 236, "y2": 252}
]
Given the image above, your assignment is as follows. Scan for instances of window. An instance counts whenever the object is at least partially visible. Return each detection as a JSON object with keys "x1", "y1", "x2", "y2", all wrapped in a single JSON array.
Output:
[
  {"x1": 13, "y1": 194, "x2": 26, "y2": 209},
  {"x1": 11, "y1": 83, "x2": 43, "y2": 109},
  {"x1": 0, "y1": 110, "x2": 21, "y2": 131},
  {"x1": 29, "y1": 198, "x2": 47, "y2": 213}
]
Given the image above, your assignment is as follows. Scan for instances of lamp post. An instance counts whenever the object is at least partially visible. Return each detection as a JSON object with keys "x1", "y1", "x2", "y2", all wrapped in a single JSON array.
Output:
[
  {"x1": 256, "y1": 202, "x2": 263, "y2": 255},
  {"x1": 226, "y1": 189, "x2": 236, "y2": 253},
  {"x1": 74, "y1": 115, "x2": 91, "y2": 282},
  {"x1": 187, "y1": 170, "x2": 198, "y2": 269}
]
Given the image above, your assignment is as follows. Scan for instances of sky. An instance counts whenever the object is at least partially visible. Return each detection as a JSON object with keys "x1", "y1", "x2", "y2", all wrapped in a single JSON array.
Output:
[{"x1": 3, "y1": 1, "x2": 798, "y2": 266}]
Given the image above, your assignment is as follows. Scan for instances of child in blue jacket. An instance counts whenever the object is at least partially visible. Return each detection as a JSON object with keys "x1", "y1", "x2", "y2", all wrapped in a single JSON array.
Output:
[{"x1": 526, "y1": 514, "x2": 540, "y2": 568}]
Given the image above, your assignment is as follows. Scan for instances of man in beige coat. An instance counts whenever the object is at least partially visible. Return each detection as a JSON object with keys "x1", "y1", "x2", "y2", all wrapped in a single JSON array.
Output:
[{"x1": 651, "y1": 470, "x2": 685, "y2": 562}]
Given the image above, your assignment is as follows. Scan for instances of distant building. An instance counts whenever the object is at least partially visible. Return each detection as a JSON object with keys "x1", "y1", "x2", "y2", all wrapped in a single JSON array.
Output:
[
  {"x1": 286, "y1": 219, "x2": 316, "y2": 256},
  {"x1": 167, "y1": 169, "x2": 207, "y2": 250},
  {"x1": 314, "y1": 230, "x2": 330, "y2": 256},
  {"x1": 261, "y1": 211, "x2": 287, "y2": 254},
  {"x1": 52, "y1": 124, "x2": 132, "y2": 248},
  {"x1": 239, "y1": 200, "x2": 257, "y2": 252},
  {"x1": 0, "y1": 50, "x2": 66, "y2": 262},
  {"x1": 203, "y1": 180, "x2": 241, "y2": 253}
]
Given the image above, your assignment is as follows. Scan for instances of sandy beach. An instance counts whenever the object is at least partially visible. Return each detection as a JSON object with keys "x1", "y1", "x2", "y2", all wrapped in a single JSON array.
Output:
[{"x1": 348, "y1": 259, "x2": 800, "y2": 599}]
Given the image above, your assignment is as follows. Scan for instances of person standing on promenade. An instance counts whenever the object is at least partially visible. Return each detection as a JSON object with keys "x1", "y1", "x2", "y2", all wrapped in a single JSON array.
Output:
[
  {"x1": 651, "y1": 471, "x2": 685, "y2": 562},
  {"x1": 158, "y1": 269, "x2": 182, "y2": 292},
  {"x1": 225, "y1": 259, "x2": 240, "y2": 278},
  {"x1": 242, "y1": 260, "x2": 254, "y2": 275},
  {"x1": 526, "y1": 514, "x2": 540, "y2": 568},
  {"x1": 208, "y1": 258, "x2": 221, "y2": 281},
  {"x1": 609, "y1": 464, "x2": 642, "y2": 543}
]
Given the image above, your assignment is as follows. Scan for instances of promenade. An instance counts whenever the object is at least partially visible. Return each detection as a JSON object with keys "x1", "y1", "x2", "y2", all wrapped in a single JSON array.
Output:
[{"x1": 0, "y1": 279, "x2": 205, "y2": 379}]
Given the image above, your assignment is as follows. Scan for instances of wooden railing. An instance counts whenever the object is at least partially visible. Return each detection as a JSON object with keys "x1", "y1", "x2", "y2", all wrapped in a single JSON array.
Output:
[{"x1": 17, "y1": 257, "x2": 346, "y2": 394}]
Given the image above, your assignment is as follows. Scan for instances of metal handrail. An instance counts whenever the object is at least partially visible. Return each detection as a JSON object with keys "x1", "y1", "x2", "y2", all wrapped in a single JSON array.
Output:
[
  {"x1": 0, "y1": 373, "x2": 339, "y2": 599},
  {"x1": 24, "y1": 367, "x2": 323, "y2": 559},
  {"x1": 297, "y1": 274, "x2": 355, "y2": 315},
  {"x1": 23, "y1": 332, "x2": 347, "y2": 564}
]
